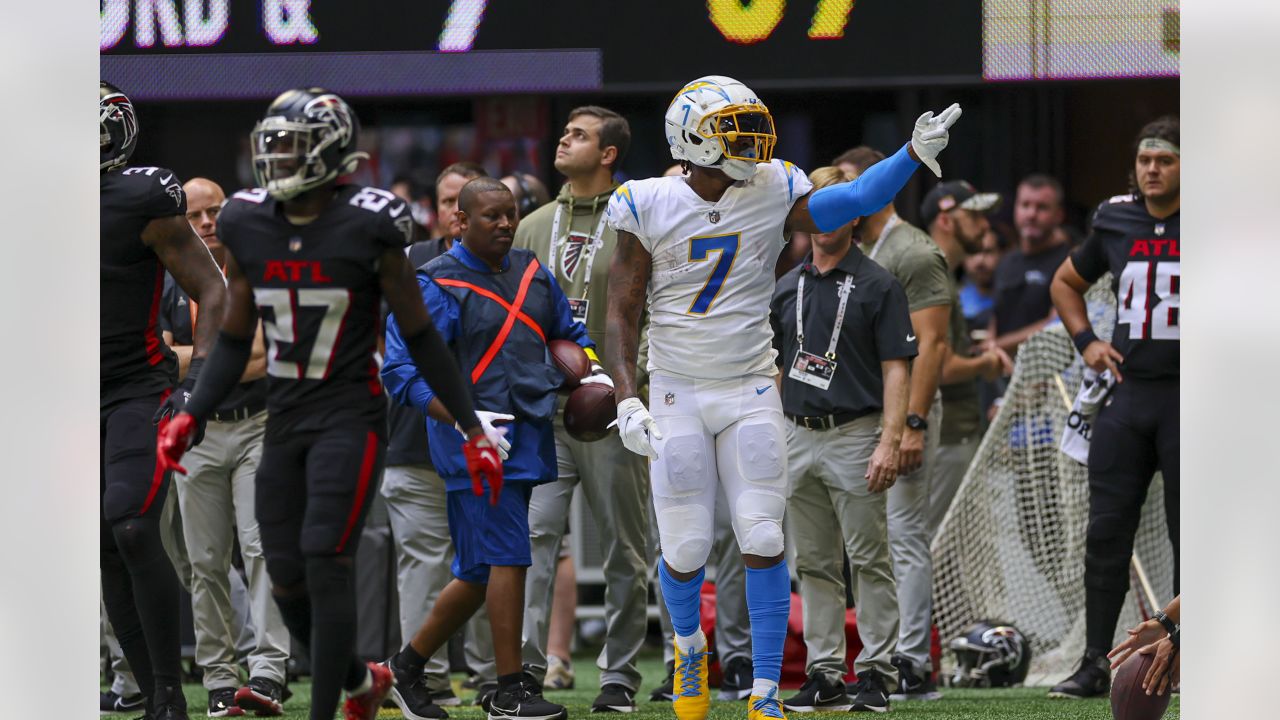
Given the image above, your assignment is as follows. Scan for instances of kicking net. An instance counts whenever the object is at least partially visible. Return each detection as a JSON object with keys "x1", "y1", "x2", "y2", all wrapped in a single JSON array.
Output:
[{"x1": 930, "y1": 278, "x2": 1175, "y2": 684}]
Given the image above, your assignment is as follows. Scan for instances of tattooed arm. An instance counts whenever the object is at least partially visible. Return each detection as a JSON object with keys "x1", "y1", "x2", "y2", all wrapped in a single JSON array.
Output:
[{"x1": 605, "y1": 229, "x2": 652, "y2": 402}]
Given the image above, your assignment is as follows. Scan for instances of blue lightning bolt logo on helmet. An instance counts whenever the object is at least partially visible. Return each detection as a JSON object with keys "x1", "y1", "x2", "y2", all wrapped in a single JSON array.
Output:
[{"x1": 665, "y1": 75, "x2": 776, "y2": 181}]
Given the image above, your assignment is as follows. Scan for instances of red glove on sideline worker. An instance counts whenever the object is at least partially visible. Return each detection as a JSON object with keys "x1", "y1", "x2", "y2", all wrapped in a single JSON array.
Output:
[
  {"x1": 156, "y1": 412, "x2": 199, "y2": 475},
  {"x1": 462, "y1": 434, "x2": 504, "y2": 505}
]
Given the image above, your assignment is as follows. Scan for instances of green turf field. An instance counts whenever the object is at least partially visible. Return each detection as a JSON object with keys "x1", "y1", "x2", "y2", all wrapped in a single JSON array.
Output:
[{"x1": 104, "y1": 651, "x2": 1178, "y2": 719}]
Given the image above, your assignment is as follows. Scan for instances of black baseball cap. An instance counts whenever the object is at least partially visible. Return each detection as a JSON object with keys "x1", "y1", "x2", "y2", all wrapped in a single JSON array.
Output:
[{"x1": 920, "y1": 180, "x2": 1001, "y2": 227}]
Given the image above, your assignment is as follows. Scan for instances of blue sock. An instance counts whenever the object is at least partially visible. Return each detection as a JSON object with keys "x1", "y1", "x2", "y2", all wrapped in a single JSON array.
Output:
[
  {"x1": 745, "y1": 559, "x2": 790, "y2": 684},
  {"x1": 658, "y1": 559, "x2": 705, "y2": 640}
]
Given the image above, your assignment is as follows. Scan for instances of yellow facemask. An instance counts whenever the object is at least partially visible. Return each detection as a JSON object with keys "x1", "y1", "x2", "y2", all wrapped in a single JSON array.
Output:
[{"x1": 701, "y1": 103, "x2": 777, "y2": 164}]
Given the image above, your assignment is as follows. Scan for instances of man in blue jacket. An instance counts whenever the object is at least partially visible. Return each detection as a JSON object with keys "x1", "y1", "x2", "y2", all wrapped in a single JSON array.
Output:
[{"x1": 381, "y1": 177, "x2": 609, "y2": 720}]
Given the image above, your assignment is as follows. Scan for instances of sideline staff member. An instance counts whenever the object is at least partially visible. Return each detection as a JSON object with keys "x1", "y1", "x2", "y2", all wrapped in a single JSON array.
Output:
[{"x1": 771, "y1": 167, "x2": 917, "y2": 715}]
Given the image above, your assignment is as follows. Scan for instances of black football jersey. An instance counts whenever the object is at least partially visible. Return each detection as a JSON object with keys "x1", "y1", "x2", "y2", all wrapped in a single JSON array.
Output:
[
  {"x1": 100, "y1": 166, "x2": 185, "y2": 407},
  {"x1": 1072, "y1": 195, "x2": 1180, "y2": 380},
  {"x1": 217, "y1": 184, "x2": 413, "y2": 426}
]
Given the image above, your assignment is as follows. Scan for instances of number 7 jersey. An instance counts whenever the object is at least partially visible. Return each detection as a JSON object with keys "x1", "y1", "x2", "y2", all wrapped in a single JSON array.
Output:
[
  {"x1": 218, "y1": 184, "x2": 414, "y2": 423},
  {"x1": 607, "y1": 159, "x2": 812, "y2": 380}
]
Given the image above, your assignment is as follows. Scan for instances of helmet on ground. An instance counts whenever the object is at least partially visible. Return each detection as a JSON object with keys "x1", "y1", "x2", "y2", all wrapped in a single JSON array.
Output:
[
  {"x1": 100, "y1": 81, "x2": 138, "y2": 173},
  {"x1": 948, "y1": 621, "x2": 1032, "y2": 688},
  {"x1": 251, "y1": 87, "x2": 367, "y2": 200},
  {"x1": 664, "y1": 75, "x2": 775, "y2": 181}
]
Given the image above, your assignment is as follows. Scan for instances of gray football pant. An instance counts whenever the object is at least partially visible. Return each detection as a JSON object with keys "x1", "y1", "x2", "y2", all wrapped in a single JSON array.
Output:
[
  {"x1": 887, "y1": 394, "x2": 942, "y2": 671},
  {"x1": 927, "y1": 430, "x2": 981, "y2": 538},
  {"x1": 785, "y1": 414, "x2": 899, "y2": 683},
  {"x1": 523, "y1": 420, "x2": 651, "y2": 691},
  {"x1": 382, "y1": 463, "x2": 495, "y2": 690},
  {"x1": 655, "y1": 483, "x2": 750, "y2": 667},
  {"x1": 175, "y1": 411, "x2": 290, "y2": 689}
]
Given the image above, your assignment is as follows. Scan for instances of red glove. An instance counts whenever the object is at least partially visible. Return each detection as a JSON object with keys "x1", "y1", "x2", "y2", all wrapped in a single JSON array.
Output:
[
  {"x1": 156, "y1": 412, "x2": 198, "y2": 475},
  {"x1": 462, "y1": 434, "x2": 504, "y2": 505}
]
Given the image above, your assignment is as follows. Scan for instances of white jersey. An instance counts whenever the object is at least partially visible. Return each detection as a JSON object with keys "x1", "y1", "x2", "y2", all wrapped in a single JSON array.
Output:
[{"x1": 607, "y1": 159, "x2": 812, "y2": 380}]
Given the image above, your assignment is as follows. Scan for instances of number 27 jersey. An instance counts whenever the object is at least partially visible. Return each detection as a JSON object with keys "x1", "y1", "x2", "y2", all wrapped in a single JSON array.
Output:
[
  {"x1": 606, "y1": 159, "x2": 812, "y2": 380},
  {"x1": 217, "y1": 184, "x2": 413, "y2": 423}
]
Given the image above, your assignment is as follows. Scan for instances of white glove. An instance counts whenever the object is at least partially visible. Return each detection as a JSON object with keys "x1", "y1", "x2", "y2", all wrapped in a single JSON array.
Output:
[
  {"x1": 608, "y1": 397, "x2": 662, "y2": 459},
  {"x1": 456, "y1": 411, "x2": 513, "y2": 461},
  {"x1": 911, "y1": 103, "x2": 962, "y2": 178},
  {"x1": 579, "y1": 364, "x2": 614, "y2": 390}
]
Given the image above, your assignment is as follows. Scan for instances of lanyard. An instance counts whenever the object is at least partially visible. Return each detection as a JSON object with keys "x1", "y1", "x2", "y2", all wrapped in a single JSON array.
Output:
[
  {"x1": 865, "y1": 214, "x2": 900, "y2": 262},
  {"x1": 795, "y1": 271, "x2": 855, "y2": 360},
  {"x1": 549, "y1": 204, "x2": 608, "y2": 299}
]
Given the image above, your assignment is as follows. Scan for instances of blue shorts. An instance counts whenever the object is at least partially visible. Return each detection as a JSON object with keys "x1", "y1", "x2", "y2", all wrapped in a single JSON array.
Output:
[{"x1": 446, "y1": 483, "x2": 533, "y2": 583}]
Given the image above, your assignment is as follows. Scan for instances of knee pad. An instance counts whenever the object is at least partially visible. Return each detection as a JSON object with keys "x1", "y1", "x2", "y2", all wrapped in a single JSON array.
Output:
[
  {"x1": 734, "y1": 489, "x2": 786, "y2": 558},
  {"x1": 655, "y1": 429, "x2": 713, "y2": 498},
  {"x1": 735, "y1": 420, "x2": 786, "y2": 487},
  {"x1": 110, "y1": 517, "x2": 164, "y2": 565},
  {"x1": 657, "y1": 504, "x2": 714, "y2": 574}
]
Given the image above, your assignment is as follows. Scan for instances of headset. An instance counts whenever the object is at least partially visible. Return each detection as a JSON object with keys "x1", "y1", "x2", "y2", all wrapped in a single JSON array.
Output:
[{"x1": 513, "y1": 173, "x2": 540, "y2": 218}]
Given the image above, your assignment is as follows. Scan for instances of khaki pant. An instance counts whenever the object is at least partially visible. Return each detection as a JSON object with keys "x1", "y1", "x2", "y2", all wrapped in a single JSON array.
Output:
[
  {"x1": 928, "y1": 430, "x2": 981, "y2": 537},
  {"x1": 523, "y1": 415, "x2": 651, "y2": 691},
  {"x1": 785, "y1": 413, "x2": 899, "y2": 682},
  {"x1": 382, "y1": 463, "x2": 495, "y2": 688},
  {"x1": 175, "y1": 411, "x2": 290, "y2": 689},
  {"x1": 886, "y1": 394, "x2": 942, "y2": 671}
]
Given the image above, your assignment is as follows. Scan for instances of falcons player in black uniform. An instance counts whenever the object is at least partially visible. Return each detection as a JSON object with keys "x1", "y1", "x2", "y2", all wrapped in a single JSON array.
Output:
[
  {"x1": 101, "y1": 81, "x2": 227, "y2": 720},
  {"x1": 156, "y1": 88, "x2": 502, "y2": 720},
  {"x1": 1048, "y1": 116, "x2": 1181, "y2": 699}
]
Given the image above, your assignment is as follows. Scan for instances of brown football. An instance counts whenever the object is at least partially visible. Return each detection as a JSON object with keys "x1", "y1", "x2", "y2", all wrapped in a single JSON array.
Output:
[
  {"x1": 564, "y1": 383, "x2": 617, "y2": 442},
  {"x1": 548, "y1": 339, "x2": 590, "y2": 392},
  {"x1": 1110, "y1": 651, "x2": 1173, "y2": 720}
]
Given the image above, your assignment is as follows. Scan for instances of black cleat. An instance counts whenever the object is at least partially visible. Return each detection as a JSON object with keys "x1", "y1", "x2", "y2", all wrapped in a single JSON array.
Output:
[
  {"x1": 888, "y1": 655, "x2": 941, "y2": 701},
  {"x1": 207, "y1": 687, "x2": 244, "y2": 717},
  {"x1": 383, "y1": 656, "x2": 449, "y2": 720},
  {"x1": 649, "y1": 661, "x2": 675, "y2": 702},
  {"x1": 234, "y1": 676, "x2": 285, "y2": 716},
  {"x1": 591, "y1": 683, "x2": 637, "y2": 713},
  {"x1": 1048, "y1": 649, "x2": 1111, "y2": 699},
  {"x1": 783, "y1": 673, "x2": 852, "y2": 712},
  {"x1": 487, "y1": 679, "x2": 567, "y2": 720},
  {"x1": 848, "y1": 671, "x2": 890, "y2": 713},
  {"x1": 718, "y1": 657, "x2": 754, "y2": 701},
  {"x1": 102, "y1": 689, "x2": 146, "y2": 715},
  {"x1": 153, "y1": 685, "x2": 190, "y2": 720}
]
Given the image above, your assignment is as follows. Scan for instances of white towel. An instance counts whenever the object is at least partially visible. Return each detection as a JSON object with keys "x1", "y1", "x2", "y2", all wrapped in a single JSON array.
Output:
[{"x1": 1060, "y1": 368, "x2": 1115, "y2": 465}]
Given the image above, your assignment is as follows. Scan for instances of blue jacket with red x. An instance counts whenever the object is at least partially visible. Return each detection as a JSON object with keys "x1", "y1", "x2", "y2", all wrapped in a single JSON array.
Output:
[{"x1": 383, "y1": 242, "x2": 594, "y2": 491}]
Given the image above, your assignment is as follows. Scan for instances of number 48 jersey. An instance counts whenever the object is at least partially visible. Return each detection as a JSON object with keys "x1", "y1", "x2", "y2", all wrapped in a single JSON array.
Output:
[
  {"x1": 217, "y1": 184, "x2": 413, "y2": 424},
  {"x1": 1071, "y1": 194, "x2": 1179, "y2": 380},
  {"x1": 607, "y1": 159, "x2": 812, "y2": 380}
]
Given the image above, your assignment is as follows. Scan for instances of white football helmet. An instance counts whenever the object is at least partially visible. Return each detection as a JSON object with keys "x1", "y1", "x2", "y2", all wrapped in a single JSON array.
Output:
[{"x1": 665, "y1": 75, "x2": 776, "y2": 181}]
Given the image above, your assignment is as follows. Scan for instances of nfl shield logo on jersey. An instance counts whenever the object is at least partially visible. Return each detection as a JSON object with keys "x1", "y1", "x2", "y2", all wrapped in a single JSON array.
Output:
[
  {"x1": 289, "y1": 237, "x2": 303, "y2": 252},
  {"x1": 707, "y1": 210, "x2": 721, "y2": 224},
  {"x1": 664, "y1": 392, "x2": 676, "y2": 405}
]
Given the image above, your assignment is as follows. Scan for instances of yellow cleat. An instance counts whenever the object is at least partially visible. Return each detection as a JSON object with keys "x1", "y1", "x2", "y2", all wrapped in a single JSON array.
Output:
[
  {"x1": 672, "y1": 640, "x2": 711, "y2": 720},
  {"x1": 748, "y1": 688, "x2": 787, "y2": 720}
]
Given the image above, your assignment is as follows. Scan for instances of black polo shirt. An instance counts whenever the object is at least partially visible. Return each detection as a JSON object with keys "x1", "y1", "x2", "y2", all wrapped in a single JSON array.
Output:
[
  {"x1": 992, "y1": 242, "x2": 1071, "y2": 335},
  {"x1": 770, "y1": 245, "x2": 918, "y2": 419},
  {"x1": 159, "y1": 273, "x2": 267, "y2": 416}
]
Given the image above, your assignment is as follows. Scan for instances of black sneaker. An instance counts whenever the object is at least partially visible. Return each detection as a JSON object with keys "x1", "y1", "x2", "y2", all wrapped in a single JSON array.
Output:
[
  {"x1": 153, "y1": 685, "x2": 190, "y2": 720},
  {"x1": 783, "y1": 673, "x2": 852, "y2": 712},
  {"x1": 487, "y1": 679, "x2": 567, "y2": 720},
  {"x1": 207, "y1": 687, "x2": 244, "y2": 717},
  {"x1": 888, "y1": 655, "x2": 941, "y2": 701},
  {"x1": 474, "y1": 682, "x2": 498, "y2": 710},
  {"x1": 102, "y1": 689, "x2": 146, "y2": 714},
  {"x1": 234, "y1": 676, "x2": 285, "y2": 716},
  {"x1": 849, "y1": 671, "x2": 890, "y2": 713},
  {"x1": 649, "y1": 661, "x2": 675, "y2": 701},
  {"x1": 1048, "y1": 649, "x2": 1111, "y2": 699},
  {"x1": 592, "y1": 683, "x2": 637, "y2": 713},
  {"x1": 718, "y1": 657, "x2": 754, "y2": 701},
  {"x1": 383, "y1": 657, "x2": 449, "y2": 720},
  {"x1": 433, "y1": 688, "x2": 463, "y2": 707}
]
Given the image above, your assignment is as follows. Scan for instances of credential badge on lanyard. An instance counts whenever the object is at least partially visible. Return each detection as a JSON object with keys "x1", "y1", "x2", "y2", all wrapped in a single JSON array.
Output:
[{"x1": 788, "y1": 273, "x2": 855, "y2": 391}]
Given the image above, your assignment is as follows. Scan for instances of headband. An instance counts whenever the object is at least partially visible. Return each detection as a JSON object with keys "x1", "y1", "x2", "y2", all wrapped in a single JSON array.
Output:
[{"x1": 1139, "y1": 138, "x2": 1179, "y2": 156}]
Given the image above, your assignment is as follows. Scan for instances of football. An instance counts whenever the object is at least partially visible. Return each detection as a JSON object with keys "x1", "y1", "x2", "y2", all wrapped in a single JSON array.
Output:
[
  {"x1": 564, "y1": 382, "x2": 617, "y2": 442},
  {"x1": 1110, "y1": 651, "x2": 1173, "y2": 720},
  {"x1": 549, "y1": 339, "x2": 590, "y2": 392}
]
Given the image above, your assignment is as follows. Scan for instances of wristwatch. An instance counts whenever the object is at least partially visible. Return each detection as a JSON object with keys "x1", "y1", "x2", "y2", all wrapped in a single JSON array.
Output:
[
  {"x1": 906, "y1": 413, "x2": 928, "y2": 431},
  {"x1": 1153, "y1": 610, "x2": 1178, "y2": 635}
]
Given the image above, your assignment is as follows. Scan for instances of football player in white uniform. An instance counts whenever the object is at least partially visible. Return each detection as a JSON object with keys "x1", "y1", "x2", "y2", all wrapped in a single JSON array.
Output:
[{"x1": 604, "y1": 75, "x2": 960, "y2": 720}]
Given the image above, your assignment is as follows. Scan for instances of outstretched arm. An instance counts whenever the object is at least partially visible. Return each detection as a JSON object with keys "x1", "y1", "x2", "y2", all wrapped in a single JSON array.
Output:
[{"x1": 605, "y1": 230, "x2": 652, "y2": 401}]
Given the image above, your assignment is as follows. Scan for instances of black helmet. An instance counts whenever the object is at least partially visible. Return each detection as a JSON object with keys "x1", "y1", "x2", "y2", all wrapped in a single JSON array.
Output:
[
  {"x1": 251, "y1": 87, "x2": 367, "y2": 200},
  {"x1": 100, "y1": 81, "x2": 137, "y2": 173},
  {"x1": 948, "y1": 621, "x2": 1032, "y2": 688}
]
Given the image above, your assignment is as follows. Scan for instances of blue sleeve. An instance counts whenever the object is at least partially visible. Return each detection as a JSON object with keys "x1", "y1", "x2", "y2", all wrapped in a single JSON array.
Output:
[
  {"x1": 381, "y1": 275, "x2": 460, "y2": 412},
  {"x1": 807, "y1": 143, "x2": 921, "y2": 233},
  {"x1": 542, "y1": 265, "x2": 595, "y2": 352}
]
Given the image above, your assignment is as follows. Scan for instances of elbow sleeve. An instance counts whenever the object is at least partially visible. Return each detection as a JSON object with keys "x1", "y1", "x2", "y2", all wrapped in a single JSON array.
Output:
[
  {"x1": 403, "y1": 322, "x2": 479, "y2": 430},
  {"x1": 185, "y1": 332, "x2": 252, "y2": 421}
]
